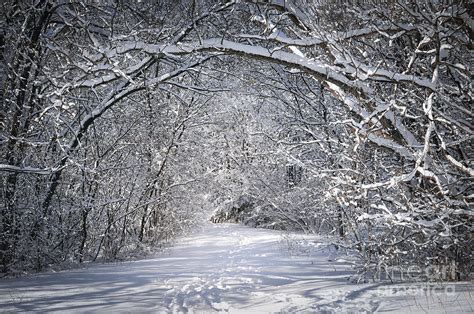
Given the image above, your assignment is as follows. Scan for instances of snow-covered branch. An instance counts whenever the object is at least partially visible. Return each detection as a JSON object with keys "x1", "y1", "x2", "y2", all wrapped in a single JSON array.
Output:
[{"x1": 0, "y1": 164, "x2": 58, "y2": 175}]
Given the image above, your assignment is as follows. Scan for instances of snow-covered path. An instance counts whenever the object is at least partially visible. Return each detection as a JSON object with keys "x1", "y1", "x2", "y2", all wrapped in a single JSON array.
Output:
[{"x1": 0, "y1": 223, "x2": 472, "y2": 313}]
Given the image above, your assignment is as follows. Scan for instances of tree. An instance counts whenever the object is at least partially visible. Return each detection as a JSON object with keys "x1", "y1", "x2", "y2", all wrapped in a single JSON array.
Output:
[{"x1": 1, "y1": 0, "x2": 472, "y2": 280}]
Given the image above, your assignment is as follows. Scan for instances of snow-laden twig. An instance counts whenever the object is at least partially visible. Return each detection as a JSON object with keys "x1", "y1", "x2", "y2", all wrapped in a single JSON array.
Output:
[{"x1": 0, "y1": 164, "x2": 61, "y2": 175}]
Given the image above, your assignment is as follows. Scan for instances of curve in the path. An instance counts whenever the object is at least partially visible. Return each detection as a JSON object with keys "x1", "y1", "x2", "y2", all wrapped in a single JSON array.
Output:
[{"x1": 0, "y1": 223, "x2": 472, "y2": 313}]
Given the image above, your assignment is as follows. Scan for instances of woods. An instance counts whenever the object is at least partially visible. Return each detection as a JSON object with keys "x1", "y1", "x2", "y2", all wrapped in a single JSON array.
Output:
[{"x1": 1, "y1": 0, "x2": 472, "y2": 281}]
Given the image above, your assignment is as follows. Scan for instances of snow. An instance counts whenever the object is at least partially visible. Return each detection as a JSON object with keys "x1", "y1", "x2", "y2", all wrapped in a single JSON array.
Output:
[
  {"x1": 0, "y1": 223, "x2": 472, "y2": 313},
  {"x1": 111, "y1": 39, "x2": 372, "y2": 94},
  {"x1": 0, "y1": 164, "x2": 54, "y2": 175},
  {"x1": 324, "y1": 81, "x2": 415, "y2": 160}
]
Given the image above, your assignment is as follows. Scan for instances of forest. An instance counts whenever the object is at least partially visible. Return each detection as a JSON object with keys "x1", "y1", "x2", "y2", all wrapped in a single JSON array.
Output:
[{"x1": 1, "y1": 0, "x2": 472, "y2": 286}]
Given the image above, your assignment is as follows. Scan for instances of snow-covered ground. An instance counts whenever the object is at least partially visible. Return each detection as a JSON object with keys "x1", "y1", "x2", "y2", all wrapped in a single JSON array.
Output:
[{"x1": 0, "y1": 223, "x2": 472, "y2": 313}]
